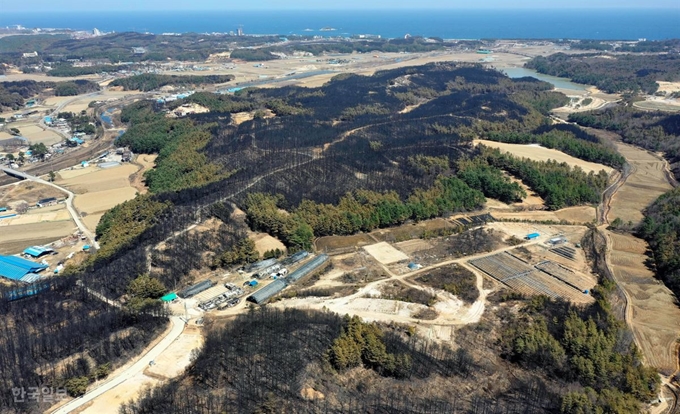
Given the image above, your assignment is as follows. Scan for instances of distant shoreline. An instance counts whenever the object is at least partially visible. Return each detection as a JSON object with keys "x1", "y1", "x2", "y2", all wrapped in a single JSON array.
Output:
[{"x1": 1, "y1": 9, "x2": 677, "y2": 40}]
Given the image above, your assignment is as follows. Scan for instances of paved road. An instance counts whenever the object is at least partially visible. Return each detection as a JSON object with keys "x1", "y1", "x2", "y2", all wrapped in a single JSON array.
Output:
[
  {"x1": 0, "y1": 166, "x2": 99, "y2": 249},
  {"x1": 50, "y1": 316, "x2": 185, "y2": 414}
]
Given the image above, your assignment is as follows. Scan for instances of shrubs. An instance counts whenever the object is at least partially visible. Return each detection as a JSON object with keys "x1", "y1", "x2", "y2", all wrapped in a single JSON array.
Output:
[
  {"x1": 327, "y1": 315, "x2": 412, "y2": 379},
  {"x1": 501, "y1": 298, "x2": 660, "y2": 413},
  {"x1": 415, "y1": 264, "x2": 479, "y2": 304}
]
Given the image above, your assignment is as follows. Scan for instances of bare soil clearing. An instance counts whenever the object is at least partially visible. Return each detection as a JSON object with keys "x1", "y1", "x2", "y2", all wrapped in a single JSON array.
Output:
[
  {"x1": 129, "y1": 154, "x2": 157, "y2": 194},
  {"x1": 633, "y1": 100, "x2": 680, "y2": 112},
  {"x1": 363, "y1": 241, "x2": 410, "y2": 264}
]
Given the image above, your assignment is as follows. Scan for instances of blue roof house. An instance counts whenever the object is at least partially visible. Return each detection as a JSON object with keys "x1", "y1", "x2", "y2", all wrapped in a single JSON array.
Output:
[{"x1": 0, "y1": 255, "x2": 48, "y2": 283}]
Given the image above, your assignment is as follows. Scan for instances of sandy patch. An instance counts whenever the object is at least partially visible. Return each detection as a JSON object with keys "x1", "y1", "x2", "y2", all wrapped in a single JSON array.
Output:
[
  {"x1": 79, "y1": 373, "x2": 156, "y2": 414},
  {"x1": 656, "y1": 81, "x2": 680, "y2": 94},
  {"x1": 475, "y1": 140, "x2": 613, "y2": 175},
  {"x1": 146, "y1": 327, "x2": 203, "y2": 379},
  {"x1": 363, "y1": 241, "x2": 409, "y2": 264},
  {"x1": 249, "y1": 232, "x2": 286, "y2": 256}
]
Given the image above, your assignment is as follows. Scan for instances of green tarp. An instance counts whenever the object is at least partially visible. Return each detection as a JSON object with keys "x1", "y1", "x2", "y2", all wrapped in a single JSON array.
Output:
[{"x1": 160, "y1": 292, "x2": 177, "y2": 302}]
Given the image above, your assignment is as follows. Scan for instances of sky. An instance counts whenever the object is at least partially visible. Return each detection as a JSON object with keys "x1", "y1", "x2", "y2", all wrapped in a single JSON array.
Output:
[{"x1": 3, "y1": 0, "x2": 679, "y2": 12}]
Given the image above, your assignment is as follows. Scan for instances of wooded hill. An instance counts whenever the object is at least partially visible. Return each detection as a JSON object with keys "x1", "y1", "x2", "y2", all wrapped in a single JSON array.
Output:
[
  {"x1": 119, "y1": 289, "x2": 657, "y2": 413},
  {"x1": 638, "y1": 188, "x2": 680, "y2": 301},
  {"x1": 0, "y1": 79, "x2": 100, "y2": 110},
  {"x1": 569, "y1": 108, "x2": 680, "y2": 179},
  {"x1": 0, "y1": 32, "x2": 281, "y2": 66},
  {"x1": 111, "y1": 63, "x2": 619, "y2": 250},
  {"x1": 525, "y1": 53, "x2": 680, "y2": 94},
  {"x1": 110, "y1": 74, "x2": 235, "y2": 91},
  {"x1": 0, "y1": 63, "x2": 626, "y2": 413},
  {"x1": 569, "y1": 39, "x2": 680, "y2": 53}
]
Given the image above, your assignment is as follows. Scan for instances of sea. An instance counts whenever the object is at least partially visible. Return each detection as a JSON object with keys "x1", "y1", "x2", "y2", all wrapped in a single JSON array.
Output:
[{"x1": 1, "y1": 9, "x2": 679, "y2": 40}]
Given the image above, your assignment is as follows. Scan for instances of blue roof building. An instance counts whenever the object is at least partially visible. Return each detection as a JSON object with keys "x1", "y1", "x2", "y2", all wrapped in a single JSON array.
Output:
[
  {"x1": 0, "y1": 255, "x2": 48, "y2": 283},
  {"x1": 23, "y1": 246, "x2": 54, "y2": 258}
]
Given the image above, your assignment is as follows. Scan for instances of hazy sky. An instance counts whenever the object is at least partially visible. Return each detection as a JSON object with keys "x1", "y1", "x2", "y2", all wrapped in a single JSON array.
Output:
[{"x1": 3, "y1": 0, "x2": 679, "y2": 12}]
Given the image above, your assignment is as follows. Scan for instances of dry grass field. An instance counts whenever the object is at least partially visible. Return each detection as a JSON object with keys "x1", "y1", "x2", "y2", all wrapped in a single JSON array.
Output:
[
  {"x1": 249, "y1": 232, "x2": 286, "y2": 256},
  {"x1": 0, "y1": 182, "x2": 77, "y2": 254},
  {"x1": 315, "y1": 233, "x2": 376, "y2": 253},
  {"x1": 0, "y1": 181, "x2": 64, "y2": 206},
  {"x1": 608, "y1": 143, "x2": 672, "y2": 225},
  {"x1": 474, "y1": 139, "x2": 614, "y2": 175},
  {"x1": 607, "y1": 232, "x2": 680, "y2": 375},
  {"x1": 490, "y1": 206, "x2": 596, "y2": 224}
]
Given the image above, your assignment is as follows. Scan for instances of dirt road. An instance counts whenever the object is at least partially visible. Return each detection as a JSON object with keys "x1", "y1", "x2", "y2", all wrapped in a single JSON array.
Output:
[
  {"x1": 50, "y1": 316, "x2": 185, "y2": 414},
  {"x1": 0, "y1": 167, "x2": 98, "y2": 249},
  {"x1": 597, "y1": 138, "x2": 680, "y2": 376}
]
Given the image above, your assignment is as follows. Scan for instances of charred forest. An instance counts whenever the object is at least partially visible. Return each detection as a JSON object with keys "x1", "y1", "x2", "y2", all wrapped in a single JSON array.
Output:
[{"x1": 0, "y1": 63, "x2": 630, "y2": 413}]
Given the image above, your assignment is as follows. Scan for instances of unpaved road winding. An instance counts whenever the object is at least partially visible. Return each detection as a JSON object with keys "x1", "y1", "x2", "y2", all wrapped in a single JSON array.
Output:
[
  {"x1": 595, "y1": 137, "x2": 680, "y2": 412},
  {"x1": 50, "y1": 316, "x2": 185, "y2": 414}
]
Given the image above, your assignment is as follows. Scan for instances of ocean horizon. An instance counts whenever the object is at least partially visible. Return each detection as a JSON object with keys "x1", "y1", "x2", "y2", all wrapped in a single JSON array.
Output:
[{"x1": 1, "y1": 9, "x2": 679, "y2": 40}]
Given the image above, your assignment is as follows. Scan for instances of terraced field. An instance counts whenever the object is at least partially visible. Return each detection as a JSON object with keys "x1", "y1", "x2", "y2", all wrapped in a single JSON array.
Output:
[{"x1": 469, "y1": 251, "x2": 592, "y2": 304}]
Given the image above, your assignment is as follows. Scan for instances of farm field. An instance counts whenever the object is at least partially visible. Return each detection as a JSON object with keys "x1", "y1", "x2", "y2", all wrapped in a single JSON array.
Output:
[
  {"x1": 0, "y1": 181, "x2": 76, "y2": 254},
  {"x1": 490, "y1": 205, "x2": 597, "y2": 224},
  {"x1": 0, "y1": 221, "x2": 76, "y2": 255},
  {"x1": 607, "y1": 231, "x2": 680, "y2": 375},
  {"x1": 56, "y1": 163, "x2": 141, "y2": 232},
  {"x1": 8, "y1": 124, "x2": 62, "y2": 146},
  {"x1": 469, "y1": 251, "x2": 593, "y2": 304},
  {"x1": 608, "y1": 142, "x2": 672, "y2": 225}
]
